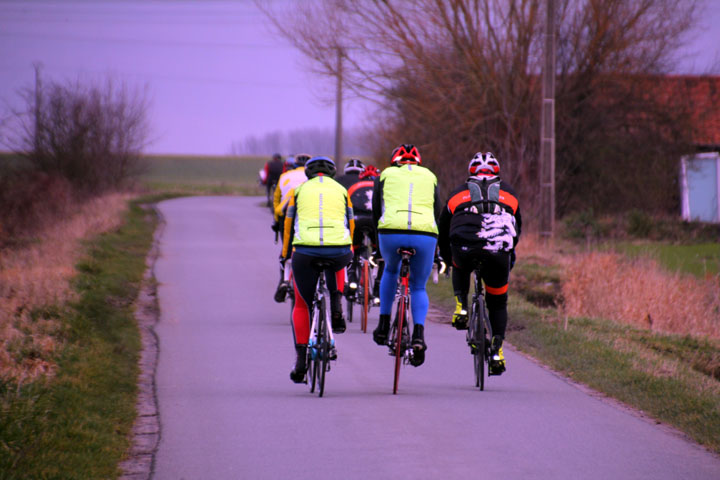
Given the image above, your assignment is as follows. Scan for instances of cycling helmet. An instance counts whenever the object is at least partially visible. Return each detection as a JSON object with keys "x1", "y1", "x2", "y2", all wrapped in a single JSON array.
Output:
[
  {"x1": 344, "y1": 158, "x2": 365, "y2": 174},
  {"x1": 390, "y1": 144, "x2": 421, "y2": 165},
  {"x1": 284, "y1": 155, "x2": 296, "y2": 168},
  {"x1": 305, "y1": 156, "x2": 337, "y2": 179},
  {"x1": 469, "y1": 152, "x2": 500, "y2": 178},
  {"x1": 272, "y1": 153, "x2": 282, "y2": 161},
  {"x1": 294, "y1": 153, "x2": 311, "y2": 166},
  {"x1": 359, "y1": 164, "x2": 380, "y2": 179}
]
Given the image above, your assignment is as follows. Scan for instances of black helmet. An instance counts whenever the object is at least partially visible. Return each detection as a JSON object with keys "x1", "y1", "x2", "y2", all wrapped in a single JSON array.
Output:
[
  {"x1": 294, "y1": 153, "x2": 311, "y2": 166},
  {"x1": 305, "y1": 156, "x2": 337, "y2": 179},
  {"x1": 272, "y1": 153, "x2": 282, "y2": 161},
  {"x1": 344, "y1": 158, "x2": 365, "y2": 174}
]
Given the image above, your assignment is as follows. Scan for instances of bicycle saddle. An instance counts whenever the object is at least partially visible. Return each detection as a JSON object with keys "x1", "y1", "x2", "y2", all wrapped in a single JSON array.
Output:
[
  {"x1": 396, "y1": 248, "x2": 416, "y2": 256},
  {"x1": 311, "y1": 259, "x2": 336, "y2": 270}
]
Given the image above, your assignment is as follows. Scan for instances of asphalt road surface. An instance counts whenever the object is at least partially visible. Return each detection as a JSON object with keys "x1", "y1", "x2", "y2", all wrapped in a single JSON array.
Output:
[{"x1": 152, "y1": 196, "x2": 720, "y2": 480}]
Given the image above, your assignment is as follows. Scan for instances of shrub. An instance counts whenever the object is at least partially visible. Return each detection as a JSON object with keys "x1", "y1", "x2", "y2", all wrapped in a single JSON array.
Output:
[
  {"x1": 626, "y1": 209, "x2": 654, "y2": 238},
  {"x1": 0, "y1": 169, "x2": 73, "y2": 244},
  {"x1": 8, "y1": 66, "x2": 149, "y2": 195}
]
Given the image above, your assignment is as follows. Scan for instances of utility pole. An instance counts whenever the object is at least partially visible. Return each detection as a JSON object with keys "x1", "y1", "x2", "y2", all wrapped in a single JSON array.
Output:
[
  {"x1": 334, "y1": 47, "x2": 343, "y2": 164},
  {"x1": 34, "y1": 62, "x2": 42, "y2": 154},
  {"x1": 539, "y1": 0, "x2": 556, "y2": 239}
]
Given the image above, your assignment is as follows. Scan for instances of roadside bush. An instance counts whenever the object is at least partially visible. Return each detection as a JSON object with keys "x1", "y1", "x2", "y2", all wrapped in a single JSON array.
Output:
[
  {"x1": 561, "y1": 209, "x2": 604, "y2": 241},
  {"x1": 626, "y1": 209, "x2": 654, "y2": 237},
  {"x1": 0, "y1": 169, "x2": 73, "y2": 245},
  {"x1": 9, "y1": 67, "x2": 149, "y2": 195}
]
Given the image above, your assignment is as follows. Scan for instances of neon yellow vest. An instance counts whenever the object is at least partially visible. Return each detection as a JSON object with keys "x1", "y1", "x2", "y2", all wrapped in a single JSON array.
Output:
[
  {"x1": 378, "y1": 164, "x2": 438, "y2": 234},
  {"x1": 292, "y1": 176, "x2": 352, "y2": 246}
]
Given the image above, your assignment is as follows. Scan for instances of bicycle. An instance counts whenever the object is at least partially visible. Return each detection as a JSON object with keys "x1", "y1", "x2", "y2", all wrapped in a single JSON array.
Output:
[
  {"x1": 267, "y1": 181, "x2": 277, "y2": 212},
  {"x1": 345, "y1": 227, "x2": 378, "y2": 333},
  {"x1": 467, "y1": 264, "x2": 493, "y2": 390},
  {"x1": 305, "y1": 260, "x2": 337, "y2": 397},
  {"x1": 382, "y1": 248, "x2": 416, "y2": 395},
  {"x1": 380, "y1": 248, "x2": 443, "y2": 394}
]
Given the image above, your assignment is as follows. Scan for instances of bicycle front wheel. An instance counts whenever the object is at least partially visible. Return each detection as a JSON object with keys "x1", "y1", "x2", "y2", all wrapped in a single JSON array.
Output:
[{"x1": 318, "y1": 295, "x2": 329, "y2": 397}]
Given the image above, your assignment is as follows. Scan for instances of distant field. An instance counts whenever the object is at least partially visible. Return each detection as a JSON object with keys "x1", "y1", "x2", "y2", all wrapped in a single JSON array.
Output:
[
  {"x1": 141, "y1": 154, "x2": 268, "y2": 195},
  {"x1": 1, "y1": 152, "x2": 270, "y2": 195}
]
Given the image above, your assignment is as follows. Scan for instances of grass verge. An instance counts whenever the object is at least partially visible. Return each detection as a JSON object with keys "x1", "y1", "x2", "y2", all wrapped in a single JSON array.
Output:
[
  {"x1": 0, "y1": 198, "x2": 158, "y2": 478},
  {"x1": 427, "y1": 252, "x2": 720, "y2": 455}
]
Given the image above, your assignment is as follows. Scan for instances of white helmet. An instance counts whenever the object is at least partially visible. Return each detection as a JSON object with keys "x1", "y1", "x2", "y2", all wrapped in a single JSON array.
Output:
[
  {"x1": 468, "y1": 152, "x2": 500, "y2": 179},
  {"x1": 344, "y1": 158, "x2": 365, "y2": 174}
]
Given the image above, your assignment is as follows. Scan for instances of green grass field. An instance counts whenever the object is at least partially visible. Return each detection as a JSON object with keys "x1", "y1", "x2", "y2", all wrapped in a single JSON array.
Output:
[{"x1": 141, "y1": 154, "x2": 268, "y2": 195}]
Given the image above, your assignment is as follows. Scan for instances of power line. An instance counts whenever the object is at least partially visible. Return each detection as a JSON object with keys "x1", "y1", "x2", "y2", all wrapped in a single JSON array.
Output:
[
  {"x1": 0, "y1": 3, "x2": 266, "y2": 18},
  {"x1": 0, "y1": 31, "x2": 286, "y2": 50},
  {"x1": 2, "y1": 62, "x2": 307, "y2": 89}
]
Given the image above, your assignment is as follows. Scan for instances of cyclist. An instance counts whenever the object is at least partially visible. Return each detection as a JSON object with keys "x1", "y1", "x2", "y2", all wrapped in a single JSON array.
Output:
[
  {"x1": 354, "y1": 164, "x2": 384, "y2": 301},
  {"x1": 272, "y1": 153, "x2": 310, "y2": 302},
  {"x1": 283, "y1": 154, "x2": 296, "y2": 173},
  {"x1": 336, "y1": 159, "x2": 375, "y2": 297},
  {"x1": 371, "y1": 144, "x2": 442, "y2": 367},
  {"x1": 281, "y1": 156, "x2": 355, "y2": 383},
  {"x1": 438, "y1": 152, "x2": 522, "y2": 375},
  {"x1": 262, "y1": 153, "x2": 284, "y2": 206}
]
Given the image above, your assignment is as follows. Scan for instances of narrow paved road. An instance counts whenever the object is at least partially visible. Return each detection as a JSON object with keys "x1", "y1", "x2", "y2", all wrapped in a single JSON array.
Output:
[{"x1": 152, "y1": 196, "x2": 720, "y2": 479}]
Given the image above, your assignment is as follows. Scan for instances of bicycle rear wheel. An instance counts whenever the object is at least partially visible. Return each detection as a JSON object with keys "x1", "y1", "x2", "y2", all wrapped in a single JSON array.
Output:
[
  {"x1": 318, "y1": 295, "x2": 329, "y2": 397},
  {"x1": 361, "y1": 260, "x2": 369, "y2": 333},
  {"x1": 307, "y1": 346, "x2": 317, "y2": 392},
  {"x1": 308, "y1": 298, "x2": 321, "y2": 393},
  {"x1": 392, "y1": 296, "x2": 408, "y2": 395},
  {"x1": 477, "y1": 299, "x2": 490, "y2": 391},
  {"x1": 468, "y1": 300, "x2": 485, "y2": 390}
]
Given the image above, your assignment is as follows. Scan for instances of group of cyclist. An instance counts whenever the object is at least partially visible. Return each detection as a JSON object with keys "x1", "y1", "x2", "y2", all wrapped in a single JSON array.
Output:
[{"x1": 267, "y1": 145, "x2": 521, "y2": 385}]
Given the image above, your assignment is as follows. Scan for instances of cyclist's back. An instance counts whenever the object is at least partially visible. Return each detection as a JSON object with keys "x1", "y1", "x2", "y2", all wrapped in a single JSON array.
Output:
[
  {"x1": 273, "y1": 154, "x2": 310, "y2": 222},
  {"x1": 438, "y1": 151, "x2": 522, "y2": 376},
  {"x1": 371, "y1": 144, "x2": 441, "y2": 367},
  {"x1": 281, "y1": 156, "x2": 355, "y2": 384}
]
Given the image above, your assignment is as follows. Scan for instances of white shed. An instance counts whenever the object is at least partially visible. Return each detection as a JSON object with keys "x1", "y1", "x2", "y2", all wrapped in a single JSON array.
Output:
[{"x1": 680, "y1": 152, "x2": 720, "y2": 223}]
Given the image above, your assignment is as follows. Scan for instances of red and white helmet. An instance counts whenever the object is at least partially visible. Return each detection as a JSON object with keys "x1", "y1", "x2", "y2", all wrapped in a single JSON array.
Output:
[
  {"x1": 390, "y1": 144, "x2": 421, "y2": 165},
  {"x1": 468, "y1": 152, "x2": 500, "y2": 178}
]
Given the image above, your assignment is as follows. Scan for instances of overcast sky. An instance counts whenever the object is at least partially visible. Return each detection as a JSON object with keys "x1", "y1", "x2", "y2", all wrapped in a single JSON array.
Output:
[{"x1": 1, "y1": 0, "x2": 719, "y2": 156}]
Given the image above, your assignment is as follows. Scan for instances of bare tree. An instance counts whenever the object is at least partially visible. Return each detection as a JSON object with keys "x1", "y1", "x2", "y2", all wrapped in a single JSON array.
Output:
[
  {"x1": 260, "y1": 0, "x2": 702, "y2": 217},
  {"x1": 6, "y1": 66, "x2": 151, "y2": 195}
]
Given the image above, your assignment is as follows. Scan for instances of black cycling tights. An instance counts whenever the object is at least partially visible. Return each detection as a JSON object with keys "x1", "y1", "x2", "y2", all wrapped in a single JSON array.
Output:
[
  {"x1": 450, "y1": 244, "x2": 511, "y2": 340},
  {"x1": 290, "y1": 250, "x2": 353, "y2": 345}
]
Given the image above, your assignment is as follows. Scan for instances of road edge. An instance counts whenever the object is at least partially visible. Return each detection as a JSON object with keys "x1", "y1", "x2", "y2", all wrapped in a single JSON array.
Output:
[{"x1": 119, "y1": 204, "x2": 165, "y2": 480}]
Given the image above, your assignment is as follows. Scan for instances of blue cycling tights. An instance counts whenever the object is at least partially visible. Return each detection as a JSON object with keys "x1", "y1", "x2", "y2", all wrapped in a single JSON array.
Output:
[{"x1": 378, "y1": 233, "x2": 437, "y2": 326}]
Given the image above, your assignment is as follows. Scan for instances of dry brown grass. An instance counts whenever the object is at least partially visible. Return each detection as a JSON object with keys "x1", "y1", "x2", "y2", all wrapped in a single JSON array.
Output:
[
  {"x1": 0, "y1": 192, "x2": 134, "y2": 383},
  {"x1": 561, "y1": 251, "x2": 720, "y2": 339},
  {"x1": 515, "y1": 233, "x2": 720, "y2": 340}
]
